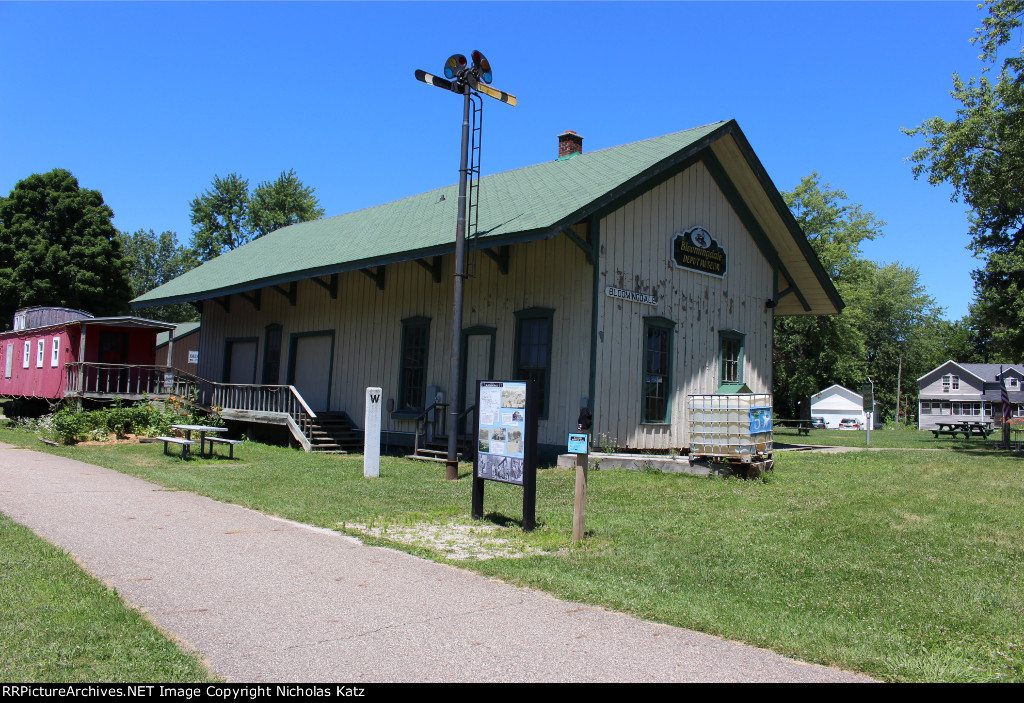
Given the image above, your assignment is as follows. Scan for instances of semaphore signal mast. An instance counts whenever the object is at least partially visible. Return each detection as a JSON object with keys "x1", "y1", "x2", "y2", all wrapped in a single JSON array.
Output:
[{"x1": 415, "y1": 51, "x2": 517, "y2": 480}]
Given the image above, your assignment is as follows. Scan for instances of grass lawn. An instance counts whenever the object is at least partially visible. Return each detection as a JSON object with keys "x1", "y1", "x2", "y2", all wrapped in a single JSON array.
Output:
[
  {"x1": 773, "y1": 425, "x2": 1003, "y2": 449},
  {"x1": 0, "y1": 510, "x2": 218, "y2": 682},
  {"x1": 1, "y1": 428, "x2": 1022, "y2": 682}
]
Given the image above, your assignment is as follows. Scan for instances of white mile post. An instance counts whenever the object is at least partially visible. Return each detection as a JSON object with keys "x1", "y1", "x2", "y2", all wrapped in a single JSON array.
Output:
[{"x1": 364, "y1": 387, "x2": 382, "y2": 477}]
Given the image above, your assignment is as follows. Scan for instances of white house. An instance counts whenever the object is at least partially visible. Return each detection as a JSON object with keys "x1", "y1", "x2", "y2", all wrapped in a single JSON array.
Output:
[
  {"x1": 917, "y1": 361, "x2": 1024, "y2": 430},
  {"x1": 810, "y1": 384, "x2": 881, "y2": 429}
]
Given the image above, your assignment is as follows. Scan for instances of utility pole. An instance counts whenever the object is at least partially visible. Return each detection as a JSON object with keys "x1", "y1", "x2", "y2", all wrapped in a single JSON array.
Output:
[{"x1": 896, "y1": 355, "x2": 903, "y2": 428}]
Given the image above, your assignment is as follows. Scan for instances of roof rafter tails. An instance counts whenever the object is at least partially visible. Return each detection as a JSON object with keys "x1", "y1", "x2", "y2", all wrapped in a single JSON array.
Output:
[{"x1": 561, "y1": 224, "x2": 594, "y2": 264}]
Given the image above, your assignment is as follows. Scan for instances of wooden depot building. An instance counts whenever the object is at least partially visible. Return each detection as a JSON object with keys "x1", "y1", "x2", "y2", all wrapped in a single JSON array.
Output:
[{"x1": 132, "y1": 120, "x2": 843, "y2": 457}]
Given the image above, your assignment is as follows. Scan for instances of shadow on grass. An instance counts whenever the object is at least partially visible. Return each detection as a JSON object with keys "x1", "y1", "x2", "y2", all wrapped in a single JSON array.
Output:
[{"x1": 482, "y1": 511, "x2": 545, "y2": 530}]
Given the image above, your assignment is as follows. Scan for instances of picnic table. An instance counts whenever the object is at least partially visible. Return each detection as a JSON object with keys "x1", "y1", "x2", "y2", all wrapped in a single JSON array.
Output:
[
  {"x1": 932, "y1": 421, "x2": 992, "y2": 439},
  {"x1": 171, "y1": 424, "x2": 230, "y2": 458},
  {"x1": 775, "y1": 419, "x2": 812, "y2": 436}
]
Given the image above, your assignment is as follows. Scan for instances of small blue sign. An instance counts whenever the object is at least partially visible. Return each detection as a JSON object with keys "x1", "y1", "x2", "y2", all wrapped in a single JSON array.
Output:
[
  {"x1": 749, "y1": 407, "x2": 772, "y2": 434},
  {"x1": 568, "y1": 433, "x2": 589, "y2": 454}
]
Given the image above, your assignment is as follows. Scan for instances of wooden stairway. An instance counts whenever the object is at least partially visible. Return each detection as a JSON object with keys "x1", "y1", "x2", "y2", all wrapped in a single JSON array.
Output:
[
  {"x1": 308, "y1": 412, "x2": 362, "y2": 453},
  {"x1": 406, "y1": 437, "x2": 474, "y2": 463}
]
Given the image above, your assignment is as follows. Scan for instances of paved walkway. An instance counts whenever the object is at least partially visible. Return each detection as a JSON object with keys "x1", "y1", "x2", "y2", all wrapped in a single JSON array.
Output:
[{"x1": 0, "y1": 442, "x2": 873, "y2": 683}]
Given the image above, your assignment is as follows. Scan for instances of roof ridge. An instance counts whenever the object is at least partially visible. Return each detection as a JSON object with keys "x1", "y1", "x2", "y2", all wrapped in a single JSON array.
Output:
[{"x1": 276, "y1": 121, "x2": 731, "y2": 230}]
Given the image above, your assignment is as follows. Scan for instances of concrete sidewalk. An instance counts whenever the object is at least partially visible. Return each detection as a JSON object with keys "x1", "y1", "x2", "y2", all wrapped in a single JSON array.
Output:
[{"x1": 0, "y1": 442, "x2": 873, "y2": 683}]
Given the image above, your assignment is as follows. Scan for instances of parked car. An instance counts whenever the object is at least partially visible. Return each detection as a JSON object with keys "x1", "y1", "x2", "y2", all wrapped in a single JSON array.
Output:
[
  {"x1": 838, "y1": 418, "x2": 862, "y2": 429},
  {"x1": 811, "y1": 417, "x2": 826, "y2": 429}
]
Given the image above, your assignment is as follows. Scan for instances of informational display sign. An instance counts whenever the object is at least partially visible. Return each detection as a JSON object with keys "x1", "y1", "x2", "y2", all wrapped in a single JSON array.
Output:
[
  {"x1": 672, "y1": 225, "x2": 727, "y2": 277},
  {"x1": 749, "y1": 407, "x2": 772, "y2": 434},
  {"x1": 188, "y1": 350, "x2": 199, "y2": 364},
  {"x1": 473, "y1": 379, "x2": 537, "y2": 531},
  {"x1": 476, "y1": 381, "x2": 528, "y2": 485},
  {"x1": 163, "y1": 372, "x2": 175, "y2": 391}
]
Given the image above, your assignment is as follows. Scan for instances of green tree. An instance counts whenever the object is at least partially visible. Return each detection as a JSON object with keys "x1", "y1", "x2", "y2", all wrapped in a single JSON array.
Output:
[
  {"x1": 188, "y1": 173, "x2": 251, "y2": 262},
  {"x1": 773, "y1": 174, "x2": 882, "y2": 418},
  {"x1": 775, "y1": 174, "x2": 952, "y2": 423},
  {"x1": 249, "y1": 169, "x2": 326, "y2": 239},
  {"x1": 0, "y1": 169, "x2": 132, "y2": 331},
  {"x1": 188, "y1": 170, "x2": 324, "y2": 263},
  {"x1": 861, "y1": 263, "x2": 944, "y2": 423},
  {"x1": 119, "y1": 228, "x2": 198, "y2": 323},
  {"x1": 903, "y1": 0, "x2": 1024, "y2": 358}
]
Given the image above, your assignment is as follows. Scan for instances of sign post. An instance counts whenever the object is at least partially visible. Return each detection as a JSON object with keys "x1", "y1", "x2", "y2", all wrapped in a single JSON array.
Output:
[
  {"x1": 568, "y1": 432, "x2": 589, "y2": 542},
  {"x1": 861, "y1": 378, "x2": 874, "y2": 447},
  {"x1": 364, "y1": 387, "x2": 382, "y2": 478}
]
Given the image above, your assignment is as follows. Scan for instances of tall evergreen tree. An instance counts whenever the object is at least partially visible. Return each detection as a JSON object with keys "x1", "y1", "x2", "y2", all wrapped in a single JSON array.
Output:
[{"x1": 0, "y1": 169, "x2": 132, "y2": 331}]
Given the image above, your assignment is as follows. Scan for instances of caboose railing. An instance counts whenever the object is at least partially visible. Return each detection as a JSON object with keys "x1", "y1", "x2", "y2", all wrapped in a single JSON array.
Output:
[{"x1": 64, "y1": 363, "x2": 198, "y2": 399}]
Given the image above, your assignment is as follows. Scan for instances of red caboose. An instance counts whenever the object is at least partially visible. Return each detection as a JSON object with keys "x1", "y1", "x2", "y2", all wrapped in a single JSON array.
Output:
[{"x1": 0, "y1": 307, "x2": 176, "y2": 410}]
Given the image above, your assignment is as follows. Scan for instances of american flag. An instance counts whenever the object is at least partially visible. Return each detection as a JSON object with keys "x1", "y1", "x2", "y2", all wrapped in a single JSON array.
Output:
[{"x1": 1002, "y1": 366, "x2": 1011, "y2": 422}]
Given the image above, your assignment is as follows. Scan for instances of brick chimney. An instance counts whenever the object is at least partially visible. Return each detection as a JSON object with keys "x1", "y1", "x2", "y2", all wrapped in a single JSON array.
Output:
[{"x1": 558, "y1": 130, "x2": 583, "y2": 159}]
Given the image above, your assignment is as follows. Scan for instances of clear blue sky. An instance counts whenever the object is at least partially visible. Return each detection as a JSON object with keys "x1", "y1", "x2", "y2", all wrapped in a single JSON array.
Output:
[{"x1": 0, "y1": 1, "x2": 994, "y2": 320}]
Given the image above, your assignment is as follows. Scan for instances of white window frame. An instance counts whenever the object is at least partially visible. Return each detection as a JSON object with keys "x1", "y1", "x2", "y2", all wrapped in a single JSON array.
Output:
[
  {"x1": 51, "y1": 336, "x2": 61, "y2": 367},
  {"x1": 4, "y1": 343, "x2": 12, "y2": 378},
  {"x1": 36, "y1": 339, "x2": 45, "y2": 368},
  {"x1": 942, "y1": 375, "x2": 950, "y2": 392},
  {"x1": 23, "y1": 341, "x2": 31, "y2": 369}
]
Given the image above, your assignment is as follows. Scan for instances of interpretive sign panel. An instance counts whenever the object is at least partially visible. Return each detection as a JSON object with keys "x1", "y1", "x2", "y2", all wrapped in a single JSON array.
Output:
[
  {"x1": 476, "y1": 381, "x2": 528, "y2": 485},
  {"x1": 473, "y1": 380, "x2": 538, "y2": 530}
]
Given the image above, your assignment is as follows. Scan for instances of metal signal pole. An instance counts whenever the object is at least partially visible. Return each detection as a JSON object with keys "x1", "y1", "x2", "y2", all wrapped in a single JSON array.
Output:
[
  {"x1": 447, "y1": 83, "x2": 472, "y2": 481},
  {"x1": 415, "y1": 51, "x2": 517, "y2": 480}
]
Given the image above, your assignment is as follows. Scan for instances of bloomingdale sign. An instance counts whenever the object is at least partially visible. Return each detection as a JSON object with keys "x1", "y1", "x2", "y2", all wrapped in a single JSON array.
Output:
[{"x1": 672, "y1": 226, "x2": 727, "y2": 277}]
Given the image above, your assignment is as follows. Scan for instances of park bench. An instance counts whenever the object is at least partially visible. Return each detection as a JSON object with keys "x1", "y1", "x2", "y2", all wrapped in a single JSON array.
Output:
[
  {"x1": 154, "y1": 436, "x2": 196, "y2": 459},
  {"x1": 203, "y1": 436, "x2": 243, "y2": 459}
]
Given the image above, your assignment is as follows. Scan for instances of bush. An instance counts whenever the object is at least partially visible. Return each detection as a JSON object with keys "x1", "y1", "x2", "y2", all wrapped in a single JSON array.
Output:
[{"x1": 35, "y1": 397, "x2": 222, "y2": 445}]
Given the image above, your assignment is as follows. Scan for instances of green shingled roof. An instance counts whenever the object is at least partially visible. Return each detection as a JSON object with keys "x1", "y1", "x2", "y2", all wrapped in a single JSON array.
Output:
[
  {"x1": 133, "y1": 122, "x2": 728, "y2": 307},
  {"x1": 156, "y1": 320, "x2": 201, "y2": 347}
]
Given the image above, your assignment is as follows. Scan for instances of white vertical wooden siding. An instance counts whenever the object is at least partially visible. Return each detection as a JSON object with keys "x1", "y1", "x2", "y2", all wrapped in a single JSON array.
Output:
[
  {"x1": 197, "y1": 234, "x2": 593, "y2": 447},
  {"x1": 594, "y1": 161, "x2": 774, "y2": 450}
]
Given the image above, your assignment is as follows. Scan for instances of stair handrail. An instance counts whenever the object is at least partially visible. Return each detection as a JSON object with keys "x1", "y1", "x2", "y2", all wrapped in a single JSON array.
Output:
[
  {"x1": 411, "y1": 401, "x2": 448, "y2": 457},
  {"x1": 456, "y1": 403, "x2": 476, "y2": 460}
]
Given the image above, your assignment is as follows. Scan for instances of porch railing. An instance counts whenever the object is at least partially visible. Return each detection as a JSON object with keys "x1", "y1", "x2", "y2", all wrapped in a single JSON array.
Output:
[
  {"x1": 64, "y1": 362, "x2": 319, "y2": 450},
  {"x1": 65, "y1": 363, "x2": 198, "y2": 399}
]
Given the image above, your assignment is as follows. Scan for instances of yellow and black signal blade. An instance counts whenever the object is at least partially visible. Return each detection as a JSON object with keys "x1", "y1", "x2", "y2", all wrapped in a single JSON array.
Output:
[
  {"x1": 415, "y1": 69, "x2": 456, "y2": 93},
  {"x1": 473, "y1": 82, "x2": 517, "y2": 107}
]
